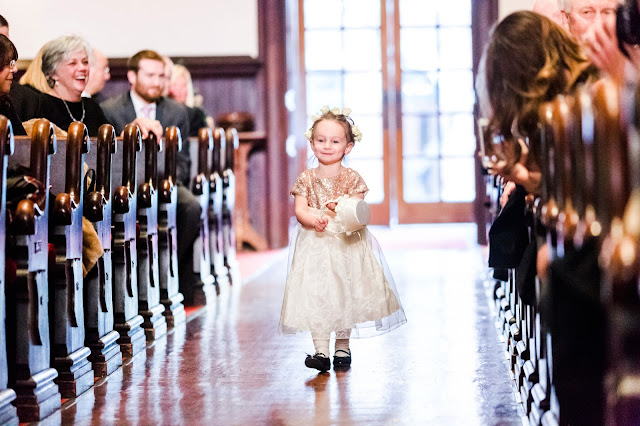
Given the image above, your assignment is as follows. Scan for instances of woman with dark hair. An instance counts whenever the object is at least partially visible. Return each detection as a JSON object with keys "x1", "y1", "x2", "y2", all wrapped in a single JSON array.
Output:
[
  {"x1": 480, "y1": 10, "x2": 598, "y2": 193},
  {"x1": 0, "y1": 34, "x2": 26, "y2": 135}
]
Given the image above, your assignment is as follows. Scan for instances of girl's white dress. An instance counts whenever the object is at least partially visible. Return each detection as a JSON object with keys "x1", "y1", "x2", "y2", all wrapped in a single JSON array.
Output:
[{"x1": 279, "y1": 168, "x2": 406, "y2": 339}]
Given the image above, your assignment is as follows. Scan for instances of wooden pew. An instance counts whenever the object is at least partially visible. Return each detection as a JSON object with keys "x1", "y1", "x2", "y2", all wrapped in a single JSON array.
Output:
[
  {"x1": 136, "y1": 133, "x2": 167, "y2": 342},
  {"x1": 529, "y1": 101, "x2": 558, "y2": 426},
  {"x1": 158, "y1": 127, "x2": 185, "y2": 327},
  {"x1": 185, "y1": 128, "x2": 215, "y2": 304},
  {"x1": 111, "y1": 124, "x2": 146, "y2": 358},
  {"x1": 209, "y1": 128, "x2": 228, "y2": 289},
  {"x1": 0, "y1": 116, "x2": 17, "y2": 424},
  {"x1": 47, "y1": 122, "x2": 93, "y2": 398},
  {"x1": 84, "y1": 124, "x2": 123, "y2": 378},
  {"x1": 7, "y1": 119, "x2": 61, "y2": 422},
  {"x1": 595, "y1": 80, "x2": 640, "y2": 426},
  {"x1": 222, "y1": 128, "x2": 239, "y2": 281}
]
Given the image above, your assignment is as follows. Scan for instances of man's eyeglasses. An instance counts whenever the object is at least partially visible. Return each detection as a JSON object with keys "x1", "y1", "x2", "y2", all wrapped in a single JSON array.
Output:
[{"x1": 4, "y1": 60, "x2": 15, "y2": 70}]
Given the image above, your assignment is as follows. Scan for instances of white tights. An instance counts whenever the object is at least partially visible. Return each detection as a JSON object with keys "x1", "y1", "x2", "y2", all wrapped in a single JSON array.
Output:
[{"x1": 311, "y1": 331, "x2": 351, "y2": 357}]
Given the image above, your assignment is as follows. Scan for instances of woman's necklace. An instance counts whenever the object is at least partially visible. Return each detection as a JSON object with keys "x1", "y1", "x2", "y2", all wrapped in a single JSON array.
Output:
[{"x1": 61, "y1": 98, "x2": 85, "y2": 123}]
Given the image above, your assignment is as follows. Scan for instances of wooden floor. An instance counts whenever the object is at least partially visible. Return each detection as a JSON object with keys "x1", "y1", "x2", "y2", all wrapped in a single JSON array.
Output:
[{"x1": 38, "y1": 224, "x2": 525, "y2": 425}]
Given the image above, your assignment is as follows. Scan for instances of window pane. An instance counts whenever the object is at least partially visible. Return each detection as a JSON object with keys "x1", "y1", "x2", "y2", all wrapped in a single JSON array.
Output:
[
  {"x1": 400, "y1": 28, "x2": 438, "y2": 71},
  {"x1": 401, "y1": 71, "x2": 438, "y2": 114},
  {"x1": 440, "y1": 158, "x2": 475, "y2": 202},
  {"x1": 403, "y1": 158, "x2": 439, "y2": 202},
  {"x1": 439, "y1": 28, "x2": 471, "y2": 70},
  {"x1": 349, "y1": 114, "x2": 383, "y2": 159},
  {"x1": 305, "y1": 30, "x2": 343, "y2": 71},
  {"x1": 438, "y1": 0, "x2": 471, "y2": 27},
  {"x1": 304, "y1": 0, "x2": 342, "y2": 29},
  {"x1": 440, "y1": 114, "x2": 475, "y2": 157},
  {"x1": 306, "y1": 72, "x2": 343, "y2": 115},
  {"x1": 438, "y1": 70, "x2": 474, "y2": 112},
  {"x1": 344, "y1": 72, "x2": 382, "y2": 114},
  {"x1": 344, "y1": 0, "x2": 380, "y2": 28},
  {"x1": 344, "y1": 159, "x2": 384, "y2": 203},
  {"x1": 344, "y1": 29, "x2": 381, "y2": 71},
  {"x1": 402, "y1": 114, "x2": 438, "y2": 158},
  {"x1": 399, "y1": 0, "x2": 437, "y2": 27}
]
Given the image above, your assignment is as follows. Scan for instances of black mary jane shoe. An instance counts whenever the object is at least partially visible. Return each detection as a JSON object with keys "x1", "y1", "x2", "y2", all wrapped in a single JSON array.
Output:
[
  {"x1": 333, "y1": 349, "x2": 351, "y2": 369},
  {"x1": 305, "y1": 353, "x2": 331, "y2": 372}
]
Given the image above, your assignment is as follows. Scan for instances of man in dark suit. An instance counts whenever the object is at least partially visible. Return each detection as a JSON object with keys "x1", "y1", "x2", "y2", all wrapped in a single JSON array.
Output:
[{"x1": 101, "y1": 49, "x2": 202, "y2": 296}]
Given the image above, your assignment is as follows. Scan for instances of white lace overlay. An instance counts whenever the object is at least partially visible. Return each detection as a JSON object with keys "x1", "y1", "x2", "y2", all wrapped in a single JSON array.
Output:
[{"x1": 279, "y1": 220, "x2": 407, "y2": 339}]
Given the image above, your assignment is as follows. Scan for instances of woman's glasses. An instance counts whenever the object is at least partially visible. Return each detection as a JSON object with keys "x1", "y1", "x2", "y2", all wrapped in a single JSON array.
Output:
[{"x1": 4, "y1": 60, "x2": 15, "y2": 70}]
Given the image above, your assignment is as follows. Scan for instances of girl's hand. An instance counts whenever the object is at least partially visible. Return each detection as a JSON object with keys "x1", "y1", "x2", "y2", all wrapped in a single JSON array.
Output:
[{"x1": 314, "y1": 216, "x2": 328, "y2": 232}]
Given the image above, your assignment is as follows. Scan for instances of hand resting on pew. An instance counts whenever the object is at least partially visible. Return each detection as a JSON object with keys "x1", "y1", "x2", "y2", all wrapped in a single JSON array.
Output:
[{"x1": 124, "y1": 117, "x2": 163, "y2": 142}]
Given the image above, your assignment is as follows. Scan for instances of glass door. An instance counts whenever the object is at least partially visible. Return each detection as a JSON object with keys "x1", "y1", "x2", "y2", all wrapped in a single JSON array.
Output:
[{"x1": 299, "y1": 0, "x2": 475, "y2": 224}]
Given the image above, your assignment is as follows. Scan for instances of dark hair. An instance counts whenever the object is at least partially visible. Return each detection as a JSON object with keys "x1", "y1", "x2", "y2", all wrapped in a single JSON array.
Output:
[
  {"x1": 0, "y1": 15, "x2": 8, "y2": 29},
  {"x1": 616, "y1": 0, "x2": 640, "y2": 56},
  {"x1": 0, "y1": 34, "x2": 17, "y2": 69},
  {"x1": 127, "y1": 49, "x2": 164, "y2": 73},
  {"x1": 484, "y1": 11, "x2": 596, "y2": 138},
  {"x1": 309, "y1": 111, "x2": 356, "y2": 144}
]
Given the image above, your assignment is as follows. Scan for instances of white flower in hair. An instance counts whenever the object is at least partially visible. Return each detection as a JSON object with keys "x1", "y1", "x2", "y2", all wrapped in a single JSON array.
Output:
[
  {"x1": 341, "y1": 107, "x2": 352, "y2": 116},
  {"x1": 320, "y1": 105, "x2": 330, "y2": 114},
  {"x1": 331, "y1": 107, "x2": 340, "y2": 115},
  {"x1": 311, "y1": 114, "x2": 321, "y2": 122},
  {"x1": 351, "y1": 125, "x2": 362, "y2": 142},
  {"x1": 304, "y1": 129, "x2": 312, "y2": 140}
]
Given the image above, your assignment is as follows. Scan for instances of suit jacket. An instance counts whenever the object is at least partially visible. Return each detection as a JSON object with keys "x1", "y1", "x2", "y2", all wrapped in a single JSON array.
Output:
[{"x1": 101, "y1": 92, "x2": 191, "y2": 185}]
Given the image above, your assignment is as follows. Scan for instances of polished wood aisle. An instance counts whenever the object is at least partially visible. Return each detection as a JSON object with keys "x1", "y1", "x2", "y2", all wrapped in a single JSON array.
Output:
[{"x1": 44, "y1": 224, "x2": 525, "y2": 425}]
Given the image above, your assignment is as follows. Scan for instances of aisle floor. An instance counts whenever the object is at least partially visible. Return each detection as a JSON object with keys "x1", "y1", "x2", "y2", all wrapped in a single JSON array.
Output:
[{"x1": 39, "y1": 224, "x2": 525, "y2": 425}]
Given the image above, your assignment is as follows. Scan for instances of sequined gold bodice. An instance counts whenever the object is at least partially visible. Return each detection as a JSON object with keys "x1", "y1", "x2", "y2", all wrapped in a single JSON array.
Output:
[{"x1": 290, "y1": 168, "x2": 368, "y2": 209}]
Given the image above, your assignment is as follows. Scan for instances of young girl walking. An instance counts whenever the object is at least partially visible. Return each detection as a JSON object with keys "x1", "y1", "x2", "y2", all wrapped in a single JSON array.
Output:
[{"x1": 279, "y1": 106, "x2": 406, "y2": 372}]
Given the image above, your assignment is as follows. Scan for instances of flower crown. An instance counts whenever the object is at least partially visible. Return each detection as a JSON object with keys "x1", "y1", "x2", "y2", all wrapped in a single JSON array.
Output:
[{"x1": 304, "y1": 105, "x2": 363, "y2": 143}]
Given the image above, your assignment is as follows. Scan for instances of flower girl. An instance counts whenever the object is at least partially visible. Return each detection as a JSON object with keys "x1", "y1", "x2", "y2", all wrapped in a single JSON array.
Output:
[{"x1": 279, "y1": 106, "x2": 406, "y2": 372}]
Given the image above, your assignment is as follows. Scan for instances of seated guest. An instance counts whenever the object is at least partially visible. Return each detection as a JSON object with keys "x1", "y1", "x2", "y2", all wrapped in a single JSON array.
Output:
[
  {"x1": 0, "y1": 15, "x2": 8, "y2": 37},
  {"x1": 19, "y1": 47, "x2": 50, "y2": 93},
  {"x1": 482, "y1": 10, "x2": 598, "y2": 193},
  {"x1": 83, "y1": 49, "x2": 110, "y2": 102},
  {"x1": 0, "y1": 15, "x2": 42, "y2": 123},
  {"x1": 558, "y1": 0, "x2": 627, "y2": 84},
  {"x1": 101, "y1": 50, "x2": 190, "y2": 183},
  {"x1": 35, "y1": 35, "x2": 109, "y2": 136},
  {"x1": 169, "y1": 64, "x2": 208, "y2": 138},
  {"x1": 0, "y1": 34, "x2": 25, "y2": 135},
  {"x1": 101, "y1": 50, "x2": 202, "y2": 290}
]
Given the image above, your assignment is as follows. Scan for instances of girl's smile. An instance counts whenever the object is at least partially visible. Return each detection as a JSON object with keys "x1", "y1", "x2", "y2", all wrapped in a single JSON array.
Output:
[{"x1": 310, "y1": 120, "x2": 354, "y2": 167}]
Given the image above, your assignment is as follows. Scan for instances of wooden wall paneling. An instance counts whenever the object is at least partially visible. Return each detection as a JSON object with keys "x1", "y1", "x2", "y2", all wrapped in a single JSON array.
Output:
[{"x1": 260, "y1": 0, "x2": 291, "y2": 248}]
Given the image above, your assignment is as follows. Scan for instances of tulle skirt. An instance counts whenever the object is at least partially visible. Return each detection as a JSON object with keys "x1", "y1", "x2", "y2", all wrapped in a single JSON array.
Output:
[{"x1": 279, "y1": 222, "x2": 406, "y2": 339}]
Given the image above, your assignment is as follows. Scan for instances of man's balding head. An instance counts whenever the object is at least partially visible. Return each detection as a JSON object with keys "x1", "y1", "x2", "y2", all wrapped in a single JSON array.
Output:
[
  {"x1": 85, "y1": 49, "x2": 110, "y2": 96},
  {"x1": 534, "y1": 0, "x2": 566, "y2": 27},
  {"x1": 558, "y1": 0, "x2": 622, "y2": 42}
]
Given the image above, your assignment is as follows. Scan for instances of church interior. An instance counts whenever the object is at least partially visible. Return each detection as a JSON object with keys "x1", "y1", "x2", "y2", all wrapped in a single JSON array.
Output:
[{"x1": 0, "y1": 0, "x2": 639, "y2": 424}]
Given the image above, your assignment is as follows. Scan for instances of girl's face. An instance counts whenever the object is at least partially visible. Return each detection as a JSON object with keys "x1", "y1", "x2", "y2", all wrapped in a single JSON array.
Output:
[
  {"x1": 310, "y1": 119, "x2": 354, "y2": 166},
  {"x1": 0, "y1": 58, "x2": 16, "y2": 95},
  {"x1": 52, "y1": 47, "x2": 89, "y2": 99}
]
